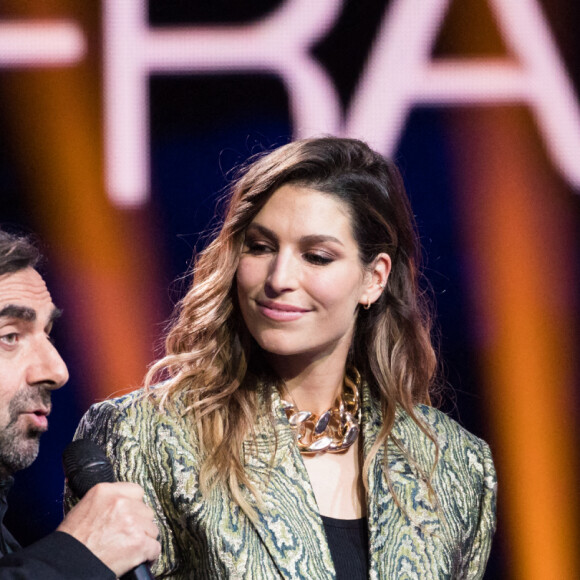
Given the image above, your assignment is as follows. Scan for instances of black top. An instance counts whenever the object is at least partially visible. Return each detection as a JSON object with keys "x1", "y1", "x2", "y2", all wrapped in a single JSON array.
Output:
[{"x1": 321, "y1": 515, "x2": 369, "y2": 580}]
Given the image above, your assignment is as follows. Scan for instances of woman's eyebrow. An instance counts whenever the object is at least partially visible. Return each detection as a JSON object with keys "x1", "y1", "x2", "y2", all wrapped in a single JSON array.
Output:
[
  {"x1": 247, "y1": 224, "x2": 343, "y2": 246},
  {"x1": 300, "y1": 234, "x2": 344, "y2": 246},
  {"x1": 246, "y1": 223, "x2": 275, "y2": 238}
]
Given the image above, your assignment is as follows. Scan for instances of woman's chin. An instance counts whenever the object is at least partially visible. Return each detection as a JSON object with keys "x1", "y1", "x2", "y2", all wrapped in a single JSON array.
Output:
[{"x1": 259, "y1": 341, "x2": 300, "y2": 357}]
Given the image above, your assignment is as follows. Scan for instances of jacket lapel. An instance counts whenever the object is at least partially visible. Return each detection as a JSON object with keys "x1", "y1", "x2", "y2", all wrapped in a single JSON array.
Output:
[
  {"x1": 238, "y1": 383, "x2": 448, "y2": 578},
  {"x1": 361, "y1": 384, "x2": 405, "y2": 576},
  {"x1": 362, "y1": 387, "x2": 448, "y2": 578},
  {"x1": 241, "y1": 385, "x2": 335, "y2": 579}
]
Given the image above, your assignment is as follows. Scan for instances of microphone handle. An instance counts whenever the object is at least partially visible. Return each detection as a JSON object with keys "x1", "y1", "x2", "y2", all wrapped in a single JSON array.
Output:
[
  {"x1": 121, "y1": 565, "x2": 155, "y2": 580},
  {"x1": 63, "y1": 440, "x2": 155, "y2": 580}
]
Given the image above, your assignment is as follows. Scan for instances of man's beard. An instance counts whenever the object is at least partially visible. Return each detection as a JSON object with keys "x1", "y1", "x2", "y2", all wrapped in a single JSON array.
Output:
[{"x1": 0, "y1": 388, "x2": 51, "y2": 477}]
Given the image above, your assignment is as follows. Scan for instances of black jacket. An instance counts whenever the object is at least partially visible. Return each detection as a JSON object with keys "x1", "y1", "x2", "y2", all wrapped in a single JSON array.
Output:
[{"x1": 0, "y1": 477, "x2": 114, "y2": 579}]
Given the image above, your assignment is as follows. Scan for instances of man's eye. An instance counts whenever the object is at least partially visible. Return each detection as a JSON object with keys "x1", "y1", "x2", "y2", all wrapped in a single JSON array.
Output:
[{"x1": 0, "y1": 333, "x2": 19, "y2": 346}]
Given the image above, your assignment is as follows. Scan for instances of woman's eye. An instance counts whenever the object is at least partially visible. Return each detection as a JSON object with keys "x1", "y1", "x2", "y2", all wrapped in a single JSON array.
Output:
[
  {"x1": 246, "y1": 241, "x2": 274, "y2": 254},
  {"x1": 304, "y1": 252, "x2": 333, "y2": 266}
]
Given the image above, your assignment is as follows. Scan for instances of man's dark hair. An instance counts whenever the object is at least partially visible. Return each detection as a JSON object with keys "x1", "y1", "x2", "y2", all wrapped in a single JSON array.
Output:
[{"x1": 0, "y1": 229, "x2": 41, "y2": 276}]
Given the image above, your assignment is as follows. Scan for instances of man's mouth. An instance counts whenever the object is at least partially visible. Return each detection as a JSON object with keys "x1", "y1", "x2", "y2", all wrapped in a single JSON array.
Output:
[{"x1": 20, "y1": 408, "x2": 50, "y2": 430}]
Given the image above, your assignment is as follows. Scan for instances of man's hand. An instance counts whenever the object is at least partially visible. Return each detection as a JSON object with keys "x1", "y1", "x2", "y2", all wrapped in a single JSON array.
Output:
[{"x1": 57, "y1": 482, "x2": 161, "y2": 577}]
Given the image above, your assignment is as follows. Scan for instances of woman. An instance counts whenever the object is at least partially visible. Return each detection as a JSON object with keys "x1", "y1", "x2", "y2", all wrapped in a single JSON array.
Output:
[{"x1": 69, "y1": 137, "x2": 496, "y2": 578}]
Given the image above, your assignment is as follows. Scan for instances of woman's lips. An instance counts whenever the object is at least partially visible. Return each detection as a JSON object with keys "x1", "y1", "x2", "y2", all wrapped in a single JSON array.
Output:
[{"x1": 257, "y1": 300, "x2": 309, "y2": 322}]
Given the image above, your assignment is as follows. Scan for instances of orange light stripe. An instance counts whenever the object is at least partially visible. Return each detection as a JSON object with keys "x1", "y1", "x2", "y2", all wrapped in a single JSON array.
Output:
[
  {"x1": 1, "y1": 1, "x2": 164, "y2": 403},
  {"x1": 452, "y1": 108, "x2": 579, "y2": 580}
]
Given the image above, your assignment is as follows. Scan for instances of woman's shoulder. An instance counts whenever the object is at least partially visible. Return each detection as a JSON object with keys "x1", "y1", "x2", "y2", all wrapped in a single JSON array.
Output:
[
  {"x1": 393, "y1": 404, "x2": 496, "y2": 482},
  {"x1": 415, "y1": 404, "x2": 489, "y2": 448},
  {"x1": 76, "y1": 384, "x2": 183, "y2": 441},
  {"x1": 81, "y1": 386, "x2": 152, "y2": 421}
]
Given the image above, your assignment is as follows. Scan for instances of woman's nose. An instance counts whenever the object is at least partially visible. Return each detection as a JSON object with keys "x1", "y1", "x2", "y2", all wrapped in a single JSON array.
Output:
[{"x1": 266, "y1": 251, "x2": 300, "y2": 294}]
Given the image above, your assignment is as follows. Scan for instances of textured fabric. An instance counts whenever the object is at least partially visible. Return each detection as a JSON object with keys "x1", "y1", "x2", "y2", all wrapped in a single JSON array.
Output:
[
  {"x1": 67, "y1": 384, "x2": 497, "y2": 579},
  {"x1": 321, "y1": 515, "x2": 368, "y2": 580}
]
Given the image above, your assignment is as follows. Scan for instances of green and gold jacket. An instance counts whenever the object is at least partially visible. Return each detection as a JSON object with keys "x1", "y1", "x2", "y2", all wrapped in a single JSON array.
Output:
[{"x1": 68, "y1": 384, "x2": 496, "y2": 579}]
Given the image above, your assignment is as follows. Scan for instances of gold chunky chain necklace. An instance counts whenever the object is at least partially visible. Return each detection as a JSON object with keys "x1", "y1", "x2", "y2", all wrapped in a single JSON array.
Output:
[{"x1": 281, "y1": 368, "x2": 361, "y2": 454}]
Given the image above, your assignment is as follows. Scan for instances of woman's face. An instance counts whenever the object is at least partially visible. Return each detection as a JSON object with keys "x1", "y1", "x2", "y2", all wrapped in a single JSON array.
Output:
[{"x1": 236, "y1": 184, "x2": 383, "y2": 368}]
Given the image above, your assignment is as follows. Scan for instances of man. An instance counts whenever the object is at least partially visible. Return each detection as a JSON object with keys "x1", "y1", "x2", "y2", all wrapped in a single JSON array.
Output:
[{"x1": 0, "y1": 229, "x2": 160, "y2": 578}]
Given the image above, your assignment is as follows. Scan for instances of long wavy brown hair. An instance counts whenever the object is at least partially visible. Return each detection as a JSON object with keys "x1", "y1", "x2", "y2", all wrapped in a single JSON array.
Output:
[{"x1": 145, "y1": 136, "x2": 438, "y2": 516}]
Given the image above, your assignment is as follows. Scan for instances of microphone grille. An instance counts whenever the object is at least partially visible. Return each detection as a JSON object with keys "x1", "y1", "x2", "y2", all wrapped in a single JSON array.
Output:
[{"x1": 62, "y1": 439, "x2": 116, "y2": 499}]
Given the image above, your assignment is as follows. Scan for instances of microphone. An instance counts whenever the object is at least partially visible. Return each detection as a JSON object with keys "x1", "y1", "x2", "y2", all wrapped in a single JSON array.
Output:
[{"x1": 62, "y1": 439, "x2": 155, "y2": 580}]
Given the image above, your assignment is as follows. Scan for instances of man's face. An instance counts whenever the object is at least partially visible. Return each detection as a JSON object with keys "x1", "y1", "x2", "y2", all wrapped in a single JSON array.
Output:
[{"x1": 0, "y1": 267, "x2": 68, "y2": 477}]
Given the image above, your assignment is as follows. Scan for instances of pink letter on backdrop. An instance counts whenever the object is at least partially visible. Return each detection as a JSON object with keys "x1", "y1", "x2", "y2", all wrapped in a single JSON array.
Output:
[
  {"x1": 346, "y1": 0, "x2": 580, "y2": 190},
  {"x1": 104, "y1": 0, "x2": 580, "y2": 207}
]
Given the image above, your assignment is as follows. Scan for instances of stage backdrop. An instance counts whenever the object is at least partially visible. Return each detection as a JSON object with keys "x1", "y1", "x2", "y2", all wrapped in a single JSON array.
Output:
[{"x1": 1, "y1": 2, "x2": 579, "y2": 578}]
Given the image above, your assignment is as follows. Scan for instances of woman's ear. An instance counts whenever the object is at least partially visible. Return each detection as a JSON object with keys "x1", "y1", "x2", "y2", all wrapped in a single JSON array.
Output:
[{"x1": 359, "y1": 253, "x2": 391, "y2": 308}]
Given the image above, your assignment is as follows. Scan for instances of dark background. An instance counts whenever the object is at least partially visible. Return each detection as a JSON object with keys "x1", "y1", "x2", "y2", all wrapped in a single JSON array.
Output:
[{"x1": 1, "y1": 1, "x2": 579, "y2": 578}]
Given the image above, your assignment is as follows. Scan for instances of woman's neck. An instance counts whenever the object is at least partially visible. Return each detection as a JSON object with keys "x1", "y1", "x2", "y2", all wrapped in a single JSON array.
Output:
[{"x1": 268, "y1": 353, "x2": 347, "y2": 415}]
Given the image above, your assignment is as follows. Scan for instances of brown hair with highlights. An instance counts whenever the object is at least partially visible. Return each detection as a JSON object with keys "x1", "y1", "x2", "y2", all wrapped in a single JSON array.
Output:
[{"x1": 146, "y1": 137, "x2": 438, "y2": 516}]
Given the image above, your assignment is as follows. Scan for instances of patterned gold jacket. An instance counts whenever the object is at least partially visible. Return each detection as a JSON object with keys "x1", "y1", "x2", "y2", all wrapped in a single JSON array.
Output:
[{"x1": 69, "y1": 384, "x2": 496, "y2": 579}]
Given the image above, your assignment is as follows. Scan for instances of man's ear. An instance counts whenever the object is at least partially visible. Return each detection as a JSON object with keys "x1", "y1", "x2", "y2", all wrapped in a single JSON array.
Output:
[{"x1": 359, "y1": 253, "x2": 391, "y2": 308}]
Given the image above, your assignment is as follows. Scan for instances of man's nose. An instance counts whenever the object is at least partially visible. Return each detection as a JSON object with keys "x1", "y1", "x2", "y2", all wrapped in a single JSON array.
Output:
[{"x1": 27, "y1": 337, "x2": 69, "y2": 389}]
